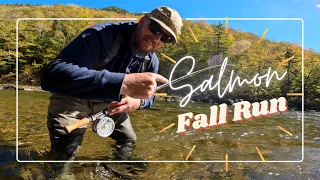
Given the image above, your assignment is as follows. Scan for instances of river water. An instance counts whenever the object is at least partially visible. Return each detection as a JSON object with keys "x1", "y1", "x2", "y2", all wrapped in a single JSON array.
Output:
[{"x1": 0, "y1": 90, "x2": 319, "y2": 179}]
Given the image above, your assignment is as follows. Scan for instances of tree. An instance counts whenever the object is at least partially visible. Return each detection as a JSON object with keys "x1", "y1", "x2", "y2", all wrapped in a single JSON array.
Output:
[{"x1": 281, "y1": 48, "x2": 297, "y2": 95}]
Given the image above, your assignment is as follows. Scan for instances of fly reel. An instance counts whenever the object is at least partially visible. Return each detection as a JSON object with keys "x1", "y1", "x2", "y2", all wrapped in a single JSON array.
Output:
[
  {"x1": 64, "y1": 110, "x2": 116, "y2": 137},
  {"x1": 91, "y1": 111, "x2": 115, "y2": 138}
]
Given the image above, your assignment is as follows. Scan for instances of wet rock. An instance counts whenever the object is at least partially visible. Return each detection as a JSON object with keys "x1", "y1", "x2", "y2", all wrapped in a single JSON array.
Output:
[{"x1": 0, "y1": 84, "x2": 15, "y2": 90}]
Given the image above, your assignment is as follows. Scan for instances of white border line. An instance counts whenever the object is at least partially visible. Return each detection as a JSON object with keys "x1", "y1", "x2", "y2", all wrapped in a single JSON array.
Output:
[
  {"x1": 16, "y1": 18, "x2": 304, "y2": 163},
  {"x1": 17, "y1": 18, "x2": 138, "y2": 21},
  {"x1": 185, "y1": 18, "x2": 303, "y2": 21},
  {"x1": 16, "y1": 18, "x2": 19, "y2": 163},
  {"x1": 301, "y1": 18, "x2": 304, "y2": 162}
]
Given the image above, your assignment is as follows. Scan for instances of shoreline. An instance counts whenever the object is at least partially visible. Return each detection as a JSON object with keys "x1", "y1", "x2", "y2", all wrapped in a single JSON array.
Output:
[
  {"x1": 0, "y1": 84, "x2": 43, "y2": 92},
  {"x1": 1, "y1": 83, "x2": 317, "y2": 111}
]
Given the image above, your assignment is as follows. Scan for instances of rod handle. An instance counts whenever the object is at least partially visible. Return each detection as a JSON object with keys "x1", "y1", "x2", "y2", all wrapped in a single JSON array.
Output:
[{"x1": 64, "y1": 118, "x2": 90, "y2": 134}]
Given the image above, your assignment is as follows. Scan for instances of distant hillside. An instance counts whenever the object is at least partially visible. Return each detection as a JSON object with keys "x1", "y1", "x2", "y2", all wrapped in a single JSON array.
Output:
[{"x1": 0, "y1": 4, "x2": 319, "y2": 109}]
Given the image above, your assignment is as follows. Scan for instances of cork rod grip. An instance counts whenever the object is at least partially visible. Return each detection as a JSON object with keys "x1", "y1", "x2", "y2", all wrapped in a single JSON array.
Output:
[{"x1": 64, "y1": 118, "x2": 90, "y2": 134}]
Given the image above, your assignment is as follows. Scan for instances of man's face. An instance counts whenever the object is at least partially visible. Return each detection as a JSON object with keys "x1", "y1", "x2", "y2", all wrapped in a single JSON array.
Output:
[{"x1": 133, "y1": 17, "x2": 173, "y2": 55}]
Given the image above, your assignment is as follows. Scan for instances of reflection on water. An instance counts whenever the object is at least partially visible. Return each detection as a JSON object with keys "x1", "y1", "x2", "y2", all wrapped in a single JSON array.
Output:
[{"x1": 0, "y1": 90, "x2": 319, "y2": 179}]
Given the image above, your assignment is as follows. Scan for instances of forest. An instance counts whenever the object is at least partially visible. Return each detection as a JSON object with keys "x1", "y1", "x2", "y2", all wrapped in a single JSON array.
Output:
[{"x1": 0, "y1": 4, "x2": 319, "y2": 110}]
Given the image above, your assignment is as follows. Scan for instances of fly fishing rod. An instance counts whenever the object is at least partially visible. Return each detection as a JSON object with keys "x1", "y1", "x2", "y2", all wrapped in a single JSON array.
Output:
[{"x1": 63, "y1": 64, "x2": 230, "y2": 137}]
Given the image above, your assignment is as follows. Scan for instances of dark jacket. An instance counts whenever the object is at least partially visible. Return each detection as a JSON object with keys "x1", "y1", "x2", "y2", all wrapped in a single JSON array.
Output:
[{"x1": 40, "y1": 22, "x2": 159, "y2": 109}]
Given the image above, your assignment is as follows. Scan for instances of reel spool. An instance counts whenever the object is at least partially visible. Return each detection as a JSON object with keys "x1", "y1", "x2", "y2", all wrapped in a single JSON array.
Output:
[{"x1": 92, "y1": 115, "x2": 115, "y2": 138}]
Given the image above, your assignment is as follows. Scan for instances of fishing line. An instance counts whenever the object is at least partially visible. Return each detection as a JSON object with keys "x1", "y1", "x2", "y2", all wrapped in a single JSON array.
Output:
[
  {"x1": 66, "y1": 60, "x2": 289, "y2": 137},
  {"x1": 156, "y1": 64, "x2": 228, "y2": 91}
]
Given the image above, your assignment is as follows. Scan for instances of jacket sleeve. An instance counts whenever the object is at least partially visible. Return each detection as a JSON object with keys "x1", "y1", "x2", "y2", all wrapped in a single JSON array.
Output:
[
  {"x1": 139, "y1": 53, "x2": 160, "y2": 109},
  {"x1": 40, "y1": 28, "x2": 125, "y2": 101}
]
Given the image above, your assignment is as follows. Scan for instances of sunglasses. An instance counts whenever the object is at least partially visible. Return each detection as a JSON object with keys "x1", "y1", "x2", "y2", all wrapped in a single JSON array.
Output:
[{"x1": 148, "y1": 19, "x2": 174, "y2": 43}]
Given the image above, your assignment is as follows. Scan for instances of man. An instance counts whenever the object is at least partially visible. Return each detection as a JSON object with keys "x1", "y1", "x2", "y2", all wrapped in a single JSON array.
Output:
[{"x1": 40, "y1": 6, "x2": 183, "y2": 160}]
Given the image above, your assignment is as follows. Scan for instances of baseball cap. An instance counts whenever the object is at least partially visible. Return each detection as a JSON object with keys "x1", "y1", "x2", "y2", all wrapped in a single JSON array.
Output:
[{"x1": 145, "y1": 6, "x2": 183, "y2": 45}]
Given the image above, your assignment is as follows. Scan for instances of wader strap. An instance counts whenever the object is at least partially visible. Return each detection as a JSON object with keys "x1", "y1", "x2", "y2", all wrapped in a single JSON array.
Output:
[{"x1": 92, "y1": 33, "x2": 123, "y2": 70}]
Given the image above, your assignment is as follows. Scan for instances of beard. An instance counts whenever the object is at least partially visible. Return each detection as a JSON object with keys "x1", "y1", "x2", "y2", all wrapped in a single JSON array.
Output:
[
  {"x1": 131, "y1": 31, "x2": 153, "y2": 58},
  {"x1": 132, "y1": 40, "x2": 150, "y2": 58}
]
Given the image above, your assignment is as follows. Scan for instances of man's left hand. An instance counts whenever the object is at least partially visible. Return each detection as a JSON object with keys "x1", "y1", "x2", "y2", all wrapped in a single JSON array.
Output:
[{"x1": 108, "y1": 96, "x2": 141, "y2": 115}]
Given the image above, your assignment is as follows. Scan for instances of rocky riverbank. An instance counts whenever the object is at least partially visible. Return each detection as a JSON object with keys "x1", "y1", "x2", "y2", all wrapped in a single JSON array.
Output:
[
  {"x1": 0, "y1": 84, "x2": 43, "y2": 92},
  {"x1": 1, "y1": 83, "x2": 317, "y2": 111}
]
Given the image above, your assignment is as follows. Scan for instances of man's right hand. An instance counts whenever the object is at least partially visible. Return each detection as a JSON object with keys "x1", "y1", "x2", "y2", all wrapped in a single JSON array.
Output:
[{"x1": 120, "y1": 73, "x2": 168, "y2": 99}]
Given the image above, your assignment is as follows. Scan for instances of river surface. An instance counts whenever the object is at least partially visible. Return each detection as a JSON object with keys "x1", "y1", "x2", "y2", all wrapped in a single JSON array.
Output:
[{"x1": 0, "y1": 90, "x2": 319, "y2": 179}]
